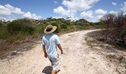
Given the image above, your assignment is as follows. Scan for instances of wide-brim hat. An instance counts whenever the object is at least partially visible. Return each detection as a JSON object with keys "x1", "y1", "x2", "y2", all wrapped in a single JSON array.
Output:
[{"x1": 44, "y1": 25, "x2": 57, "y2": 34}]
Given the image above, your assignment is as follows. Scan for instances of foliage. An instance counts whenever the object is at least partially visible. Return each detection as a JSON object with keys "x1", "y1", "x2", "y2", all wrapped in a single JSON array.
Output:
[
  {"x1": 7, "y1": 18, "x2": 36, "y2": 35},
  {"x1": 100, "y1": 12, "x2": 126, "y2": 44},
  {"x1": 0, "y1": 17, "x2": 104, "y2": 56},
  {"x1": 35, "y1": 23, "x2": 47, "y2": 34},
  {"x1": 74, "y1": 19, "x2": 88, "y2": 25},
  {"x1": 0, "y1": 20, "x2": 8, "y2": 27},
  {"x1": 7, "y1": 21, "x2": 21, "y2": 34}
]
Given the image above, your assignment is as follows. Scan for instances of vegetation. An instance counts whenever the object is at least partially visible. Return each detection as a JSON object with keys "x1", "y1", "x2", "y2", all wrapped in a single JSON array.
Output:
[
  {"x1": 1, "y1": 12, "x2": 126, "y2": 57},
  {"x1": 0, "y1": 17, "x2": 102, "y2": 57},
  {"x1": 100, "y1": 12, "x2": 126, "y2": 45}
]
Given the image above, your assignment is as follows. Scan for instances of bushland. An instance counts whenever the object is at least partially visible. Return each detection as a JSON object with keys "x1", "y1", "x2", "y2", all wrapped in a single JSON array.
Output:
[{"x1": 0, "y1": 17, "x2": 102, "y2": 57}]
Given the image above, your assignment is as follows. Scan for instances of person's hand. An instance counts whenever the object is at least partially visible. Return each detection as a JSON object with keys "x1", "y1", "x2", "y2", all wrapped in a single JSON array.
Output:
[{"x1": 44, "y1": 53, "x2": 47, "y2": 58}]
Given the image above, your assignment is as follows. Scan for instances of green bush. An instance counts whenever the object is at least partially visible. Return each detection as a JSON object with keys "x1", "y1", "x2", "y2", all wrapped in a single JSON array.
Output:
[
  {"x1": 23, "y1": 27, "x2": 34, "y2": 35},
  {"x1": 7, "y1": 21, "x2": 21, "y2": 34},
  {"x1": 61, "y1": 24, "x2": 68, "y2": 29},
  {"x1": 7, "y1": 18, "x2": 36, "y2": 35},
  {"x1": 35, "y1": 23, "x2": 47, "y2": 34},
  {"x1": 66, "y1": 25, "x2": 77, "y2": 32}
]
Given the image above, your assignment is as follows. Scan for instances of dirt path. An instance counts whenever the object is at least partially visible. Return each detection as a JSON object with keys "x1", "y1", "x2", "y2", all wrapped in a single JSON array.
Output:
[{"x1": 0, "y1": 30, "x2": 118, "y2": 74}]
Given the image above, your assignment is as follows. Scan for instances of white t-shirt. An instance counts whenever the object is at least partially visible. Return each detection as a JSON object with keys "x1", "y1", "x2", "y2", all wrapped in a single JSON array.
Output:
[{"x1": 42, "y1": 33, "x2": 60, "y2": 57}]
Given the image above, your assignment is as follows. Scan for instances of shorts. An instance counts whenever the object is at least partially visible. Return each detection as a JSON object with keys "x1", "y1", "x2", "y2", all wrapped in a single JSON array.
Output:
[{"x1": 48, "y1": 56, "x2": 59, "y2": 70}]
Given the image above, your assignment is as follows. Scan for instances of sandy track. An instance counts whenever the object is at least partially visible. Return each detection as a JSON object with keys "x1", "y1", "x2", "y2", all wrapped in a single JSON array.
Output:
[{"x1": 0, "y1": 30, "x2": 118, "y2": 74}]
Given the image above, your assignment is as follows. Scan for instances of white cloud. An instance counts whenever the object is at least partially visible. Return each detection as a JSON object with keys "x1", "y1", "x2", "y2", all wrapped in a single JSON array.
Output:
[
  {"x1": 23, "y1": 12, "x2": 32, "y2": 18},
  {"x1": 109, "y1": 11, "x2": 118, "y2": 14},
  {"x1": 23, "y1": 12, "x2": 42, "y2": 19},
  {"x1": 90, "y1": 15, "x2": 103, "y2": 22},
  {"x1": 52, "y1": 16, "x2": 78, "y2": 21},
  {"x1": 0, "y1": 5, "x2": 11, "y2": 15},
  {"x1": 109, "y1": 11, "x2": 118, "y2": 16},
  {"x1": 89, "y1": 15, "x2": 104, "y2": 22},
  {"x1": 5, "y1": 4, "x2": 24, "y2": 14},
  {"x1": 0, "y1": 4, "x2": 42, "y2": 21},
  {"x1": 121, "y1": 2, "x2": 126, "y2": 13},
  {"x1": 54, "y1": 0, "x2": 100, "y2": 21},
  {"x1": 0, "y1": 17, "x2": 7, "y2": 21},
  {"x1": 54, "y1": 6, "x2": 69, "y2": 16},
  {"x1": 52, "y1": 16, "x2": 63, "y2": 19},
  {"x1": 0, "y1": 4, "x2": 24, "y2": 16},
  {"x1": 112, "y1": 2, "x2": 116, "y2": 6},
  {"x1": 54, "y1": 6, "x2": 76, "y2": 18},
  {"x1": 96, "y1": 15, "x2": 103, "y2": 20},
  {"x1": 0, "y1": 15, "x2": 17, "y2": 21},
  {"x1": 95, "y1": 9, "x2": 107, "y2": 15},
  {"x1": 80, "y1": 11, "x2": 105, "y2": 22},
  {"x1": 62, "y1": 0, "x2": 100, "y2": 11},
  {"x1": 81, "y1": 10, "x2": 94, "y2": 19},
  {"x1": 94, "y1": 9, "x2": 107, "y2": 22},
  {"x1": 68, "y1": 16, "x2": 78, "y2": 21}
]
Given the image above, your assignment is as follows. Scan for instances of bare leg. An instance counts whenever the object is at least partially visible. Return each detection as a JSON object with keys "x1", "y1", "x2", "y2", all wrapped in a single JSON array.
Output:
[{"x1": 51, "y1": 70, "x2": 56, "y2": 74}]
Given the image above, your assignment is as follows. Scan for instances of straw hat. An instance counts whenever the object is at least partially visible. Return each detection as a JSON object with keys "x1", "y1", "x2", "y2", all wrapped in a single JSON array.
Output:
[{"x1": 44, "y1": 25, "x2": 57, "y2": 34}]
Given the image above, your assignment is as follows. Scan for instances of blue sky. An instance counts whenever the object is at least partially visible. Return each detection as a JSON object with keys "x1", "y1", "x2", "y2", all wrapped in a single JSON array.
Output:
[{"x1": 0, "y1": 0, "x2": 126, "y2": 22}]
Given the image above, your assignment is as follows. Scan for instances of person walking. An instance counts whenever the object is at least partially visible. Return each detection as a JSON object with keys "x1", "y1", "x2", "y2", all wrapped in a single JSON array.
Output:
[{"x1": 42, "y1": 25, "x2": 63, "y2": 74}]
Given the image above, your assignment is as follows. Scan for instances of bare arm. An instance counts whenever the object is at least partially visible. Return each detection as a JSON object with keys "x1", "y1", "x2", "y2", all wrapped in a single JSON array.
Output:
[
  {"x1": 57, "y1": 44, "x2": 63, "y2": 54},
  {"x1": 42, "y1": 45, "x2": 47, "y2": 58}
]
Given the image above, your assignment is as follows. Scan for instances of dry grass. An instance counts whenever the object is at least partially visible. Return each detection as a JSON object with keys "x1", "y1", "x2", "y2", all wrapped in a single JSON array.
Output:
[{"x1": 0, "y1": 34, "x2": 41, "y2": 59}]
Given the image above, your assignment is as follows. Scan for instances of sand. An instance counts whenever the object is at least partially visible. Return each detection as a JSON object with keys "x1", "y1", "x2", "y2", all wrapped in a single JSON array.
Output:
[{"x1": 0, "y1": 30, "x2": 118, "y2": 74}]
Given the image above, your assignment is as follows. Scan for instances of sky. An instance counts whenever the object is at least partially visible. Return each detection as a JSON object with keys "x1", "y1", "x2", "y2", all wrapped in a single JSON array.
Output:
[{"x1": 0, "y1": 0, "x2": 126, "y2": 22}]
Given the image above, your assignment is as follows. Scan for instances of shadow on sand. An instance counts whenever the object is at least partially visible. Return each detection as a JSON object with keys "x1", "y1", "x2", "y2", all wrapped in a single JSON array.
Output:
[
  {"x1": 42, "y1": 66, "x2": 52, "y2": 74},
  {"x1": 42, "y1": 66, "x2": 60, "y2": 74}
]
